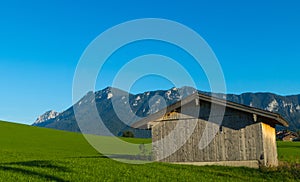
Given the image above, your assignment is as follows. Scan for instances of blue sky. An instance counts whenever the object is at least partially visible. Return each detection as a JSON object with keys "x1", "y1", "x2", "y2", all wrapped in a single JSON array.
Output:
[{"x1": 0, "y1": 0, "x2": 299, "y2": 124}]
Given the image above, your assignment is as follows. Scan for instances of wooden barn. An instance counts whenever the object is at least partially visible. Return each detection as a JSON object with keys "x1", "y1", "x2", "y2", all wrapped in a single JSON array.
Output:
[{"x1": 132, "y1": 93, "x2": 288, "y2": 168}]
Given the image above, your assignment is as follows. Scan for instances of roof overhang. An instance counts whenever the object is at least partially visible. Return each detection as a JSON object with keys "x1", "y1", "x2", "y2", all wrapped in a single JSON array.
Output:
[{"x1": 131, "y1": 93, "x2": 289, "y2": 129}]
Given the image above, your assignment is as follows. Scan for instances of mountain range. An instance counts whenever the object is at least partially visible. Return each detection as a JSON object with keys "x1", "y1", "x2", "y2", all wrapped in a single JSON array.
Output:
[{"x1": 33, "y1": 87, "x2": 300, "y2": 138}]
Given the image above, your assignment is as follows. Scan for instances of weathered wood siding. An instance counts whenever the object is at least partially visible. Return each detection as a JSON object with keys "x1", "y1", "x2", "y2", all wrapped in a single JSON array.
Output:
[
  {"x1": 152, "y1": 119, "x2": 265, "y2": 163},
  {"x1": 261, "y1": 123, "x2": 278, "y2": 166},
  {"x1": 151, "y1": 98, "x2": 279, "y2": 167}
]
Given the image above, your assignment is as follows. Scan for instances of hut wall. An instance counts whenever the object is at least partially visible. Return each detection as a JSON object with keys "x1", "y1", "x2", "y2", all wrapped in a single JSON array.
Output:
[
  {"x1": 261, "y1": 123, "x2": 278, "y2": 166},
  {"x1": 151, "y1": 98, "x2": 278, "y2": 167},
  {"x1": 152, "y1": 119, "x2": 265, "y2": 164}
]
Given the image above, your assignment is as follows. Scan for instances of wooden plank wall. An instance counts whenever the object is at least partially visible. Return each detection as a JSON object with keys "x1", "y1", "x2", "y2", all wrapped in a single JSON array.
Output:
[
  {"x1": 261, "y1": 123, "x2": 278, "y2": 166},
  {"x1": 151, "y1": 99, "x2": 278, "y2": 166},
  {"x1": 152, "y1": 119, "x2": 265, "y2": 164}
]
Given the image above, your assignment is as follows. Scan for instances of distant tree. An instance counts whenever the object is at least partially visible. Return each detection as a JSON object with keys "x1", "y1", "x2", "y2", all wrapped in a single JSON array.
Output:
[{"x1": 122, "y1": 131, "x2": 134, "y2": 138}]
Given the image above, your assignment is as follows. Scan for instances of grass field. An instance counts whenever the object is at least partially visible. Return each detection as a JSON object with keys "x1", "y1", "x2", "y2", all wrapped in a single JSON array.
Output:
[
  {"x1": 277, "y1": 141, "x2": 300, "y2": 164},
  {"x1": 0, "y1": 120, "x2": 299, "y2": 181}
]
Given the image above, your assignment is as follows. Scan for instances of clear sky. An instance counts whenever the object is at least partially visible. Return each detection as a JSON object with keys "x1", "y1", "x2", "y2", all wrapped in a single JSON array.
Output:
[{"x1": 0, "y1": 0, "x2": 300, "y2": 124}]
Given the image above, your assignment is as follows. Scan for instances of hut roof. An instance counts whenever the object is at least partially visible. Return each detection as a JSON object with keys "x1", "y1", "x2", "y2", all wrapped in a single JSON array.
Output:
[{"x1": 131, "y1": 92, "x2": 289, "y2": 129}]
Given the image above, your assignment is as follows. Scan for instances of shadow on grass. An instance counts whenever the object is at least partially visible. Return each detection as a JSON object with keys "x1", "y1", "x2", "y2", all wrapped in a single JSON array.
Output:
[
  {"x1": 3, "y1": 160, "x2": 70, "y2": 172},
  {"x1": 70, "y1": 155, "x2": 108, "y2": 159},
  {"x1": 0, "y1": 160, "x2": 70, "y2": 181},
  {"x1": 72, "y1": 154, "x2": 152, "y2": 161},
  {"x1": 106, "y1": 154, "x2": 152, "y2": 161}
]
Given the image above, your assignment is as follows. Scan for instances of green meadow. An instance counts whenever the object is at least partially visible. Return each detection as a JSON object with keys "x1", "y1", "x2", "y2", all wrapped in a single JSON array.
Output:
[
  {"x1": 0, "y1": 120, "x2": 299, "y2": 181},
  {"x1": 277, "y1": 141, "x2": 300, "y2": 164}
]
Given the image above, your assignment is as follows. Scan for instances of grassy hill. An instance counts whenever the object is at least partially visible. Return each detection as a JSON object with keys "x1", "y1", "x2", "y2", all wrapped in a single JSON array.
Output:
[{"x1": 0, "y1": 120, "x2": 299, "y2": 181}]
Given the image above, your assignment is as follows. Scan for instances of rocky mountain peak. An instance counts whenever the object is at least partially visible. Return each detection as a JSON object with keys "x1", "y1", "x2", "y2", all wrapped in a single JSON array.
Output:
[{"x1": 34, "y1": 110, "x2": 59, "y2": 125}]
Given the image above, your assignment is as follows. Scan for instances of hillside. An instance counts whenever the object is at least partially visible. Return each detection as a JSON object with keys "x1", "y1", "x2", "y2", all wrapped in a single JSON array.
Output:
[
  {"x1": 0, "y1": 120, "x2": 99, "y2": 162},
  {"x1": 33, "y1": 87, "x2": 300, "y2": 137},
  {"x1": 1, "y1": 120, "x2": 299, "y2": 181}
]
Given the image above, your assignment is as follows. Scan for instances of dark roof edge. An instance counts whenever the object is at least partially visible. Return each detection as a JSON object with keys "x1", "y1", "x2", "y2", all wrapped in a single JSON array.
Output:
[
  {"x1": 199, "y1": 93, "x2": 289, "y2": 127},
  {"x1": 131, "y1": 93, "x2": 289, "y2": 128}
]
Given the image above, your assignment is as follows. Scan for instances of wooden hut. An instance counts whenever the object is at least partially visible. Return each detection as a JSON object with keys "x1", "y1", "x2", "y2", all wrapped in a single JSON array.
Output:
[
  {"x1": 132, "y1": 93, "x2": 288, "y2": 168},
  {"x1": 282, "y1": 133, "x2": 298, "y2": 141}
]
